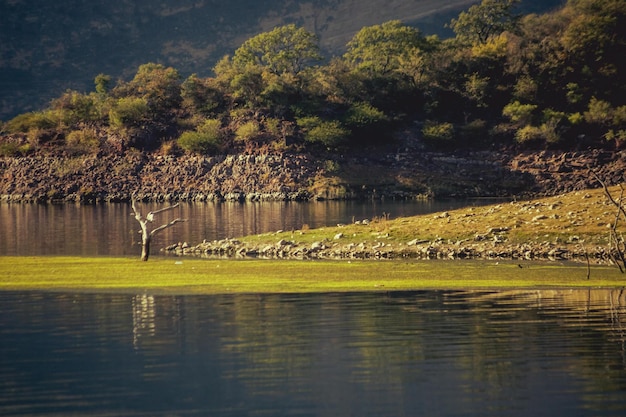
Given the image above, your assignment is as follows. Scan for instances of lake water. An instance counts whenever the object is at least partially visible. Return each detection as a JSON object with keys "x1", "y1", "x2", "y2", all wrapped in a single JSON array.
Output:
[
  {"x1": 1, "y1": 289, "x2": 626, "y2": 416},
  {"x1": 0, "y1": 200, "x2": 482, "y2": 257},
  {"x1": 3, "y1": 202, "x2": 626, "y2": 415}
]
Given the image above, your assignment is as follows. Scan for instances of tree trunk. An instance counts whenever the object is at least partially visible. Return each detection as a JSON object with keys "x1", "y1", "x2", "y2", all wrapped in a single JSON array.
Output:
[{"x1": 141, "y1": 234, "x2": 151, "y2": 262}]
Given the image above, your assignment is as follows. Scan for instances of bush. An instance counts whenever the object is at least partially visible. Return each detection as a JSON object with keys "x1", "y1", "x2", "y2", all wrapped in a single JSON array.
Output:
[
  {"x1": 297, "y1": 116, "x2": 349, "y2": 148},
  {"x1": 584, "y1": 97, "x2": 613, "y2": 125},
  {"x1": 344, "y1": 102, "x2": 388, "y2": 129},
  {"x1": 66, "y1": 128, "x2": 100, "y2": 154},
  {"x1": 502, "y1": 101, "x2": 537, "y2": 126},
  {"x1": 515, "y1": 125, "x2": 542, "y2": 143},
  {"x1": 264, "y1": 117, "x2": 282, "y2": 136},
  {"x1": 177, "y1": 119, "x2": 223, "y2": 154},
  {"x1": 422, "y1": 121, "x2": 455, "y2": 147},
  {"x1": 235, "y1": 121, "x2": 261, "y2": 142},
  {"x1": 0, "y1": 142, "x2": 22, "y2": 156},
  {"x1": 51, "y1": 90, "x2": 99, "y2": 122},
  {"x1": 5, "y1": 111, "x2": 57, "y2": 133},
  {"x1": 108, "y1": 97, "x2": 148, "y2": 128}
]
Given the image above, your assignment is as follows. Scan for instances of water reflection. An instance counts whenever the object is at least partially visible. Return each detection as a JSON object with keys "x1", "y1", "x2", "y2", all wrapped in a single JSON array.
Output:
[
  {"x1": 0, "y1": 199, "x2": 481, "y2": 257},
  {"x1": 1, "y1": 289, "x2": 625, "y2": 416},
  {"x1": 132, "y1": 294, "x2": 156, "y2": 349}
]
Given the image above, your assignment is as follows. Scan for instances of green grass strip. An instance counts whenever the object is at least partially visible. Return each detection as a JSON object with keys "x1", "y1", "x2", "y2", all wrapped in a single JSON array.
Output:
[{"x1": 0, "y1": 256, "x2": 623, "y2": 294}]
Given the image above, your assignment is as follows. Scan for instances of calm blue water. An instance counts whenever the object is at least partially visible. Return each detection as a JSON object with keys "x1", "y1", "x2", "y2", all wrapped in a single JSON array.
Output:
[{"x1": 1, "y1": 289, "x2": 626, "y2": 416}]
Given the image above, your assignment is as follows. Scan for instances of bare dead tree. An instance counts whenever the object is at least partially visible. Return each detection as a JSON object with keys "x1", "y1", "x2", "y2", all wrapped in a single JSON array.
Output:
[
  {"x1": 592, "y1": 172, "x2": 626, "y2": 273},
  {"x1": 131, "y1": 199, "x2": 187, "y2": 261}
]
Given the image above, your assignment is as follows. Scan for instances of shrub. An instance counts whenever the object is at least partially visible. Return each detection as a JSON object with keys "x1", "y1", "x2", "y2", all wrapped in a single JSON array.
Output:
[
  {"x1": 297, "y1": 116, "x2": 349, "y2": 148},
  {"x1": 422, "y1": 121, "x2": 455, "y2": 147},
  {"x1": 158, "y1": 140, "x2": 179, "y2": 156},
  {"x1": 515, "y1": 125, "x2": 542, "y2": 143},
  {"x1": 0, "y1": 142, "x2": 20, "y2": 156},
  {"x1": 235, "y1": 121, "x2": 261, "y2": 142},
  {"x1": 568, "y1": 112, "x2": 584, "y2": 125},
  {"x1": 108, "y1": 97, "x2": 148, "y2": 128},
  {"x1": 51, "y1": 90, "x2": 99, "y2": 122},
  {"x1": 502, "y1": 101, "x2": 537, "y2": 126},
  {"x1": 5, "y1": 111, "x2": 56, "y2": 133},
  {"x1": 264, "y1": 117, "x2": 282, "y2": 136},
  {"x1": 344, "y1": 102, "x2": 388, "y2": 129},
  {"x1": 177, "y1": 119, "x2": 223, "y2": 154},
  {"x1": 66, "y1": 128, "x2": 100, "y2": 154}
]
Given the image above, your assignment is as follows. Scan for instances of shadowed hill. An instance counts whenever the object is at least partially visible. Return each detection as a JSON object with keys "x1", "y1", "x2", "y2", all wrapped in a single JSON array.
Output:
[{"x1": 0, "y1": 0, "x2": 563, "y2": 120}]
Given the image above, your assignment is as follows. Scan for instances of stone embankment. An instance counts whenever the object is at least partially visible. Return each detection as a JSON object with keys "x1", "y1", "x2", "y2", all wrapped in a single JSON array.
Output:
[
  {"x1": 1, "y1": 149, "x2": 624, "y2": 203},
  {"x1": 0, "y1": 153, "x2": 319, "y2": 203}
]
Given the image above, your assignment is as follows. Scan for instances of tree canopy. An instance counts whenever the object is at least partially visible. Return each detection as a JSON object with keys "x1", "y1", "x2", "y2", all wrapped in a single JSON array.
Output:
[
  {"x1": 2, "y1": 0, "x2": 625, "y2": 157},
  {"x1": 232, "y1": 24, "x2": 322, "y2": 75}
]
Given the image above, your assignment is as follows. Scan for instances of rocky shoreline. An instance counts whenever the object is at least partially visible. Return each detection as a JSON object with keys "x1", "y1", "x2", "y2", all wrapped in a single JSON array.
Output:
[
  {"x1": 163, "y1": 185, "x2": 625, "y2": 266},
  {"x1": 1, "y1": 149, "x2": 624, "y2": 203},
  {"x1": 163, "y1": 232, "x2": 609, "y2": 264}
]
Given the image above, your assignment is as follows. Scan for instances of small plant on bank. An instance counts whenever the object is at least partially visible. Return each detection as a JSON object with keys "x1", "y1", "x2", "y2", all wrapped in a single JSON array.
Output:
[
  {"x1": 178, "y1": 118, "x2": 224, "y2": 154},
  {"x1": 66, "y1": 128, "x2": 100, "y2": 154},
  {"x1": 297, "y1": 116, "x2": 349, "y2": 149},
  {"x1": 422, "y1": 121, "x2": 455, "y2": 149},
  {"x1": 235, "y1": 121, "x2": 261, "y2": 142}
]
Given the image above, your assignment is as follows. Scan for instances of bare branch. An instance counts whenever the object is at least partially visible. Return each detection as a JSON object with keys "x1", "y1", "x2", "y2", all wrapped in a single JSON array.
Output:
[
  {"x1": 150, "y1": 218, "x2": 187, "y2": 237},
  {"x1": 591, "y1": 169, "x2": 626, "y2": 273},
  {"x1": 148, "y1": 203, "x2": 181, "y2": 219},
  {"x1": 591, "y1": 170, "x2": 626, "y2": 220}
]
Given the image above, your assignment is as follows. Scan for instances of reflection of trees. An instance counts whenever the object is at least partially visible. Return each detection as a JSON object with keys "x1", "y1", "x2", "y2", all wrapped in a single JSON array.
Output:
[
  {"x1": 132, "y1": 294, "x2": 156, "y2": 349},
  {"x1": 130, "y1": 294, "x2": 186, "y2": 355},
  {"x1": 454, "y1": 289, "x2": 626, "y2": 404}
]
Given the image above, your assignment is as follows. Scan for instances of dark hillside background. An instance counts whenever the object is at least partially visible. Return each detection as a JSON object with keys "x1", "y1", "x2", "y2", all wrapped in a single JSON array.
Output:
[{"x1": 1, "y1": 0, "x2": 563, "y2": 120}]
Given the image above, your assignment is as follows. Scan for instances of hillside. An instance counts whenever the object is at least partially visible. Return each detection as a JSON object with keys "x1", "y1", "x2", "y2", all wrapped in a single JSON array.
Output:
[{"x1": 0, "y1": 0, "x2": 563, "y2": 120}]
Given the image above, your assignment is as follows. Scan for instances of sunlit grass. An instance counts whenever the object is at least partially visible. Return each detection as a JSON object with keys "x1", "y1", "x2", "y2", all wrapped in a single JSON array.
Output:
[
  {"x1": 0, "y1": 256, "x2": 622, "y2": 294},
  {"x1": 238, "y1": 186, "x2": 620, "y2": 253}
]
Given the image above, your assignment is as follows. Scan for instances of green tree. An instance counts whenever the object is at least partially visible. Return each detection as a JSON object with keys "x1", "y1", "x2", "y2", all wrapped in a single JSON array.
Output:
[
  {"x1": 450, "y1": 0, "x2": 520, "y2": 45},
  {"x1": 344, "y1": 20, "x2": 427, "y2": 76},
  {"x1": 181, "y1": 74, "x2": 226, "y2": 117},
  {"x1": 232, "y1": 24, "x2": 322, "y2": 75},
  {"x1": 107, "y1": 63, "x2": 183, "y2": 148},
  {"x1": 121, "y1": 63, "x2": 182, "y2": 117}
]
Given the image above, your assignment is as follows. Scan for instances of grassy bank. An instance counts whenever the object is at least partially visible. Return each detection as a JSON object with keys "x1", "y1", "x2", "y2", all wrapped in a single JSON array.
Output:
[
  {"x1": 173, "y1": 185, "x2": 626, "y2": 263},
  {"x1": 0, "y1": 256, "x2": 623, "y2": 294}
]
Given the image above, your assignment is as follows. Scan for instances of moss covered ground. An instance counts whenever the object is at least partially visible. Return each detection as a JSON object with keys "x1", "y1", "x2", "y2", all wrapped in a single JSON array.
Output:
[{"x1": 0, "y1": 256, "x2": 622, "y2": 294}]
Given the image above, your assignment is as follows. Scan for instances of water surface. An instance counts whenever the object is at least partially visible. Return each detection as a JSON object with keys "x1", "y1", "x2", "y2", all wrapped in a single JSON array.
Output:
[
  {"x1": 1, "y1": 289, "x2": 625, "y2": 416},
  {"x1": 0, "y1": 200, "x2": 479, "y2": 257}
]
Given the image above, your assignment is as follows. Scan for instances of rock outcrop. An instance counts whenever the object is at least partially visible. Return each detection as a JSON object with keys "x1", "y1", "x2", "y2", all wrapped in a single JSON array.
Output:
[{"x1": 1, "y1": 149, "x2": 624, "y2": 203}]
